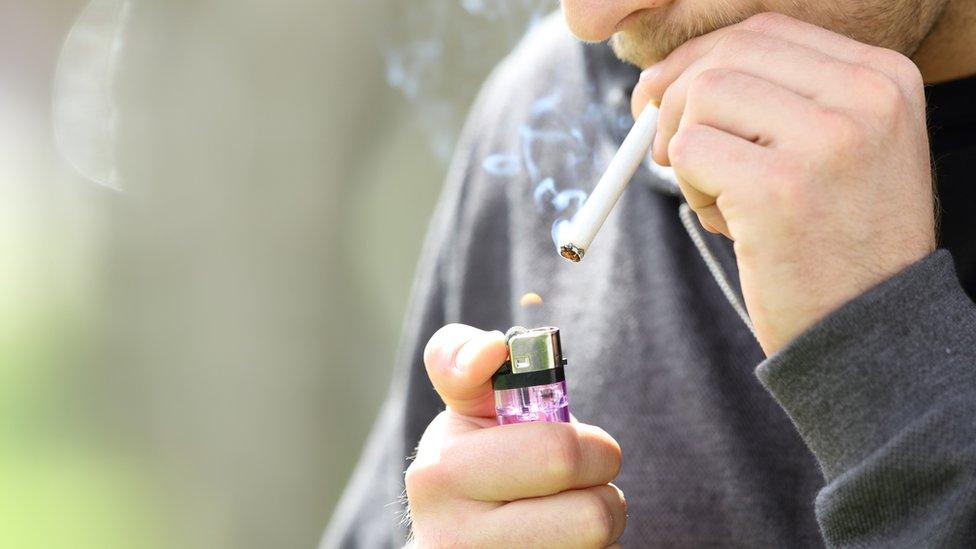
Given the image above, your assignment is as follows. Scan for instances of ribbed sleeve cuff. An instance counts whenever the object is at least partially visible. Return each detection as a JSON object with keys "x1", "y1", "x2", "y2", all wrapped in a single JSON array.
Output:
[{"x1": 756, "y1": 250, "x2": 976, "y2": 482}]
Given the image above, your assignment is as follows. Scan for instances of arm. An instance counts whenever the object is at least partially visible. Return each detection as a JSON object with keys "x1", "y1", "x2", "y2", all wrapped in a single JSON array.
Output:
[
  {"x1": 323, "y1": 129, "x2": 626, "y2": 548},
  {"x1": 758, "y1": 251, "x2": 976, "y2": 547},
  {"x1": 632, "y1": 12, "x2": 975, "y2": 547}
]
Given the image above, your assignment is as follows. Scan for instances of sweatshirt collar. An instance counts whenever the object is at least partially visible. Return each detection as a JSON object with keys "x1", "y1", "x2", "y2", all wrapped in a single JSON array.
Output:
[{"x1": 583, "y1": 41, "x2": 681, "y2": 197}]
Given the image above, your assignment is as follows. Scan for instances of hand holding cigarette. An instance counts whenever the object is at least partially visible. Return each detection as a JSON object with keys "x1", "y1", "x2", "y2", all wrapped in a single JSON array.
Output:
[
  {"x1": 626, "y1": 13, "x2": 935, "y2": 355},
  {"x1": 405, "y1": 324, "x2": 625, "y2": 547}
]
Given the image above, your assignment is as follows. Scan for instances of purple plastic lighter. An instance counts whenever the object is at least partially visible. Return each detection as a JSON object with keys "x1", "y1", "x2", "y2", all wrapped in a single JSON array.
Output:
[{"x1": 492, "y1": 326, "x2": 570, "y2": 425}]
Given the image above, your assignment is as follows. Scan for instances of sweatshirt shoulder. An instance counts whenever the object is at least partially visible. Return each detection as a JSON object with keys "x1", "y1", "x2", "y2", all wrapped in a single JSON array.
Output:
[
  {"x1": 493, "y1": 13, "x2": 587, "y2": 91},
  {"x1": 465, "y1": 13, "x2": 591, "y2": 135}
]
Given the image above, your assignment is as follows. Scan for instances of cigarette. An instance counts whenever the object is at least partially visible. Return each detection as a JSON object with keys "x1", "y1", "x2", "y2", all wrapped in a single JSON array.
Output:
[{"x1": 558, "y1": 104, "x2": 658, "y2": 262}]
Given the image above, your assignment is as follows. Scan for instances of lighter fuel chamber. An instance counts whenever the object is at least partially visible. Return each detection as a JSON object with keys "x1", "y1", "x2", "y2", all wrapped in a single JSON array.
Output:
[{"x1": 492, "y1": 326, "x2": 570, "y2": 425}]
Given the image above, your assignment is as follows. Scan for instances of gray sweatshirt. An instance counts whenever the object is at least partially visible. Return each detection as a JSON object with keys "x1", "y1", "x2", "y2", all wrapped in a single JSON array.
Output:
[{"x1": 324, "y1": 16, "x2": 976, "y2": 548}]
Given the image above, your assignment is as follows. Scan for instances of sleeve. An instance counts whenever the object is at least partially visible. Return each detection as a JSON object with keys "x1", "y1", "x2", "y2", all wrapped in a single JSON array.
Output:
[{"x1": 756, "y1": 250, "x2": 976, "y2": 548}]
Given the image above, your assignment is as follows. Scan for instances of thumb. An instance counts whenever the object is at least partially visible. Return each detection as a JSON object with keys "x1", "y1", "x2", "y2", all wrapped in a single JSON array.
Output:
[
  {"x1": 631, "y1": 67, "x2": 661, "y2": 121},
  {"x1": 423, "y1": 324, "x2": 508, "y2": 418}
]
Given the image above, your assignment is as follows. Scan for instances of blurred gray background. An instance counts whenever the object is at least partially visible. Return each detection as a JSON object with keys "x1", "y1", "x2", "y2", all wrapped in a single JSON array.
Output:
[{"x1": 1, "y1": 1, "x2": 545, "y2": 547}]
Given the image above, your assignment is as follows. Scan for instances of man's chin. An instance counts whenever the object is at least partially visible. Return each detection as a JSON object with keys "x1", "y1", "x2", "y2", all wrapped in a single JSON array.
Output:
[
  {"x1": 607, "y1": 5, "x2": 757, "y2": 69},
  {"x1": 609, "y1": 32, "x2": 670, "y2": 69}
]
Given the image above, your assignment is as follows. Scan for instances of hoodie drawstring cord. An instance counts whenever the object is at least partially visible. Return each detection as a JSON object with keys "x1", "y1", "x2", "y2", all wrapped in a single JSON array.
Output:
[{"x1": 678, "y1": 203, "x2": 757, "y2": 339}]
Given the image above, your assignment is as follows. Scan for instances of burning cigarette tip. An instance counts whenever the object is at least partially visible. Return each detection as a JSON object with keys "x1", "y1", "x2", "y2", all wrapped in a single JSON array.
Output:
[
  {"x1": 559, "y1": 244, "x2": 584, "y2": 263},
  {"x1": 553, "y1": 103, "x2": 658, "y2": 263},
  {"x1": 519, "y1": 292, "x2": 544, "y2": 307}
]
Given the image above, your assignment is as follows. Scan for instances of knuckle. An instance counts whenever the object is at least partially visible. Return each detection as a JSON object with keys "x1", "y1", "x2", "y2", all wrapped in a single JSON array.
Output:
[
  {"x1": 766, "y1": 157, "x2": 805, "y2": 198},
  {"x1": 867, "y1": 48, "x2": 925, "y2": 101},
  {"x1": 403, "y1": 462, "x2": 428, "y2": 499},
  {"x1": 766, "y1": 154, "x2": 802, "y2": 182},
  {"x1": 877, "y1": 48, "x2": 924, "y2": 84},
  {"x1": 749, "y1": 156, "x2": 804, "y2": 212},
  {"x1": 668, "y1": 132, "x2": 691, "y2": 167},
  {"x1": 765, "y1": 168, "x2": 813, "y2": 225},
  {"x1": 691, "y1": 68, "x2": 735, "y2": 98},
  {"x1": 543, "y1": 426, "x2": 582, "y2": 486},
  {"x1": 404, "y1": 460, "x2": 446, "y2": 505},
  {"x1": 659, "y1": 80, "x2": 681, "y2": 110},
  {"x1": 578, "y1": 491, "x2": 615, "y2": 547},
  {"x1": 851, "y1": 64, "x2": 890, "y2": 93},
  {"x1": 668, "y1": 124, "x2": 705, "y2": 167},
  {"x1": 853, "y1": 66, "x2": 903, "y2": 116},
  {"x1": 895, "y1": 55, "x2": 924, "y2": 90},
  {"x1": 816, "y1": 107, "x2": 862, "y2": 150}
]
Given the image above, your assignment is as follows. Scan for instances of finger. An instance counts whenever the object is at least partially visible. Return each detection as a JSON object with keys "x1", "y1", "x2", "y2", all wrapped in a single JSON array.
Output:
[
  {"x1": 697, "y1": 205, "x2": 730, "y2": 239},
  {"x1": 670, "y1": 124, "x2": 765, "y2": 198},
  {"x1": 632, "y1": 12, "x2": 913, "y2": 117},
  {"x1": 438, "y1": 421, "x2": 621, "y2": 502},
  {"x1": 678, "y1": 69, "x2": 823, "y2": 150},
  {"x1": 676, "y1": 174, "x2": 718, "y2": 216},
  {"x1": 412, "y1": 410, "x2": 499, "y2": 471},
  {"x1": 669, "y1": 124, "x2": 769, "y2": 233},
  {"x1": 649, "y1": 33, "x2": 866, "y2": 165},
  {"x1": 677, "y1": 172, "x2": 733, "y2": 239},
  {"x1": 424, "y1": 324, "x2": 508, "y2": 418},
  {"x1": 480, "y1": 484, "x2": 628, "y2": 548}
]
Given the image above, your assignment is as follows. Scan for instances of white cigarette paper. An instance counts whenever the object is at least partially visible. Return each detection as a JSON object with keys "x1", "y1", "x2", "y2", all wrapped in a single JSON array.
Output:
[{"x1": 558, "y1": 104, "x2": 658, "y2": 262}]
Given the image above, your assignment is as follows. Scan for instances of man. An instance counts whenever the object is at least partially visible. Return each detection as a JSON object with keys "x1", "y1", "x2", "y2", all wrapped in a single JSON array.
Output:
[{"x1": 326, "y1": 0, "x2": 976, "y2": 546}]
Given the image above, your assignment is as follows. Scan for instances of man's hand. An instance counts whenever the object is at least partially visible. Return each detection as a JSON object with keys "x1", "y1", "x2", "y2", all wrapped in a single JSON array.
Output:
[
  {"x1": 632, "y1": 12, "x2": 937, "y2": 356},
  {"x1": 405, "y1": 324, "x2": 626, "y2": 548}
]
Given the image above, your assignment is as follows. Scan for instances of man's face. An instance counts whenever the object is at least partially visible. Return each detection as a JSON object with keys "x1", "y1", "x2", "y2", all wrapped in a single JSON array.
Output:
[{"x1": 561, "y1": 0, "x2": 948, "y2": 68}]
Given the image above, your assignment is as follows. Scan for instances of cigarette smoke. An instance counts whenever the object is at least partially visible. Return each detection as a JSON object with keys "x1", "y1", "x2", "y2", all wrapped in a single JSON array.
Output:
[
  {"x1": 52, "y1": 0, "x2": 132, "y2": 190},
  {"x1": 481, "y1": 91, "x2": 604, "y2": 251},
  {"x1": 387, "y1": 1, "x2": 635, "y2": 251},
  {"x1": 53, "y1": 0, "x2": 631, "y2": 237}
]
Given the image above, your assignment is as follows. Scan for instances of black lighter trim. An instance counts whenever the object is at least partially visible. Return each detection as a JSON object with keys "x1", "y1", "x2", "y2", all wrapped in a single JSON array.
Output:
[{"x1": 492, "y1": 365, "x2": 566, "y2": 390}]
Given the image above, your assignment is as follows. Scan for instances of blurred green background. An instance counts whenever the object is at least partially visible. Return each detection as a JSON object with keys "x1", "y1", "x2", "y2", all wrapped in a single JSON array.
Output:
[{"x1": 1, "y1": 1, "x2": 540, "y2": 547}]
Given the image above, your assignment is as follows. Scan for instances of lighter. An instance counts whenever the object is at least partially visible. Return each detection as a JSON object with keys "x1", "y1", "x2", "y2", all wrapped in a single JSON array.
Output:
[{"x1": 492, "y1": 326, "x2": 570, "y2": 425}]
